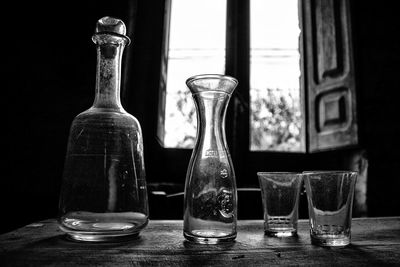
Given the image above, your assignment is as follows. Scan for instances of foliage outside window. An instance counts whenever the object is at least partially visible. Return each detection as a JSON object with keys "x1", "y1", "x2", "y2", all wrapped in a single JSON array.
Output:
[{"x1": 162, "y1": 0, "x2": 303, "y2": 152}]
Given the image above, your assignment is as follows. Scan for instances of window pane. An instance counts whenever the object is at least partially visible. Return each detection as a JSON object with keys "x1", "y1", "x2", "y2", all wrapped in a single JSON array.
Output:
[
  {"x1": 250, "y1": 0, "x2": 303, "y2": 152},
  {"x1": 163, "y1": 0, "x2": 227, "y2": 148}
]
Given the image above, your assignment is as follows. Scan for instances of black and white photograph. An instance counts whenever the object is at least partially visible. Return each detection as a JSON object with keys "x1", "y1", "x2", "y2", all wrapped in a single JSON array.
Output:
[{"x1": 1, "y1": 0, "x2": 399, "y2": 265}]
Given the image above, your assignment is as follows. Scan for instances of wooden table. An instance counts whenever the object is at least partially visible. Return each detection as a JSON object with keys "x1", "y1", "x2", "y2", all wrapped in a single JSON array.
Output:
[{"x1": 1, "y1": 217, "x2": 399, "y2": 266}]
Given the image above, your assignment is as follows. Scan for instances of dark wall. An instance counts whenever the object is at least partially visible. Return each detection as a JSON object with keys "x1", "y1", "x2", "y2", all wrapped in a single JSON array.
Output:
[
  {"x1": 2, "y1": 1, "x2": 133, "y2": 233},
  {"x1": 2, "y1": 0, "x2": 400, "y2": 234},
  {"x1": 352, "y1": 0, "x2": 400, "y2": 216}
]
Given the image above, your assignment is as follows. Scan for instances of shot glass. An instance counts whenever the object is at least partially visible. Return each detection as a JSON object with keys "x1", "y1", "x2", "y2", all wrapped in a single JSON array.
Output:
[
  {"x1": 257, "y1": 172, "x2": 303, "y2": 237},
  {"x1": 303, "y1": 171, "x2": 358, "y2": 247}
]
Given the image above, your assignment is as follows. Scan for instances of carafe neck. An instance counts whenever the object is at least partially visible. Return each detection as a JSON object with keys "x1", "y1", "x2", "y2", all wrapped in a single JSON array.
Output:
[{"x1": 193, "y1": 92, "x2": 230, "y2": 147}]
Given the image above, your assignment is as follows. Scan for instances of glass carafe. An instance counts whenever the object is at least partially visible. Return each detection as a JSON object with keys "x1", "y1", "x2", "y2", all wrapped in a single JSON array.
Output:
[
  {"x1": 183, "y1": 74, "x2": 238, "y2": 244},
  {"x1": 58, "y1": 17, "x2": 149, "y2": 242}
]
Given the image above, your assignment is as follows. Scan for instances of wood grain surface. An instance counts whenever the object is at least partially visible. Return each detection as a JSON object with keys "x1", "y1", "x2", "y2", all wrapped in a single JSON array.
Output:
[{"x1": 1, "y1": 217, "x2": 399, "y2": 266}]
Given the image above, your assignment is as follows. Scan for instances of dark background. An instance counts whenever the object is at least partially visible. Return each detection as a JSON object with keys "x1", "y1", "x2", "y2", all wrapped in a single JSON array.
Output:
[{"x1": 2, "y1": 0, "x2": 400, "y2": 234}]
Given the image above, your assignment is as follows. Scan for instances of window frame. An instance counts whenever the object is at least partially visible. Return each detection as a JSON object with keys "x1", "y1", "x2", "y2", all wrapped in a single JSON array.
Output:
[{"x1": 158, "y1": 0, "x2": 307, "y2": 152}]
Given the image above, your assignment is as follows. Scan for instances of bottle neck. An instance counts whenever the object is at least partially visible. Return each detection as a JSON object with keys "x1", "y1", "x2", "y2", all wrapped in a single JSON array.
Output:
[{"x1": 92, "y1": 41, "x2": 126, "y2": 110}]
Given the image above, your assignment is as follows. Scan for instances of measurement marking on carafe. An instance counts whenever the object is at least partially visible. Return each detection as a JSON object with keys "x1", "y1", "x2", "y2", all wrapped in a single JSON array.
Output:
[{"x1": 205, "y1": 150, "x2": 219, "y2": 157}]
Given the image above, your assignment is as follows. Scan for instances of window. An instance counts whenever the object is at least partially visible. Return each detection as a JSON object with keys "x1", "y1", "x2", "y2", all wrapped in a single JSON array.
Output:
[
  {"x1": 157, "y1": 0, "x2": 358, "y2": 155},
  {"x1": 159, "y1": 0, "x2": 305, "y2": 152}
]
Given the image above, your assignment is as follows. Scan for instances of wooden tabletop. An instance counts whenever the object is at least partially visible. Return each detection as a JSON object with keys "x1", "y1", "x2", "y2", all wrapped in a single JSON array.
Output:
[{"x1": 0, "y1": 217, "x2": 399, "y2": 266}]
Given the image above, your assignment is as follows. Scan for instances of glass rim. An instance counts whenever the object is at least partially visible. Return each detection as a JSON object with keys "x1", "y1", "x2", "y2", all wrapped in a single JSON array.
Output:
[
  {"x1": 302, "y1": 170, "x2": 358, "y2": 175},
  {"x1": 185, "y1": 74, "x2": 238, "y2": 86}
]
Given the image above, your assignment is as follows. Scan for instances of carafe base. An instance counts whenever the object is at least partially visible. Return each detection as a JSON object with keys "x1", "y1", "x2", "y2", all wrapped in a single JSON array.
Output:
[{"x1": 184, "y1": 230, "x2": 236, "y2": 244}]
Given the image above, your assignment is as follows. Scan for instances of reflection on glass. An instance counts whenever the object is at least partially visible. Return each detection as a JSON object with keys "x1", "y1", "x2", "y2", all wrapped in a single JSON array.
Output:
[
  {"x1": 163, "y1": 0, "x2": 227, "y2": 148},
  {"x1": 250, "y1": 0, "x2": 303, "y2": 152}
]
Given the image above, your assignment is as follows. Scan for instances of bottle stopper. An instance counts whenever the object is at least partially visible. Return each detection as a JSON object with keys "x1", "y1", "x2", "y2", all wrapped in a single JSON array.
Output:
[
  {"x1": 93, "y1": 16, "x2": 130, "y2": 45},
  {"x1": 95, "y1": 16, "x2": 126, "y2": 35}
]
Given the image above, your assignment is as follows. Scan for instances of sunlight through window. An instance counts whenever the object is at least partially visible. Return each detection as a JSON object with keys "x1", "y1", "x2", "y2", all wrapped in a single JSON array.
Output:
[
  {"x1": 250, "y1": 0, "x2": 303, "y2": 151},
  {"x1": 163, "y1": 0, "x2": 227, "y2": 148}
]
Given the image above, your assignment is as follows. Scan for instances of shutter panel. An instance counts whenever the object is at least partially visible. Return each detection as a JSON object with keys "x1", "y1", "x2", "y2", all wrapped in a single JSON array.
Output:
[{"x1": 303, "y1": 0, "x2": 358, "y2": 152}]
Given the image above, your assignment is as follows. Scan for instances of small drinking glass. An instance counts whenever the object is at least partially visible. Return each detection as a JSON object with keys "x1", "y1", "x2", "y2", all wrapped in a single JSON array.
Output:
[
  {"x1": 303, "y1": 171, "x2": 358, "y2": 247},
  {"x1": 257, "y1": 172, "x2": 303, "y2": 237}
]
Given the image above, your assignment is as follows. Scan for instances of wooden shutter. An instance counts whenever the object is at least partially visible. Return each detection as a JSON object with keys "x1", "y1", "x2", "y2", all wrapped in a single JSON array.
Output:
[{"x1": 303, "y1": 0, "x2": 358, "y2": 152}]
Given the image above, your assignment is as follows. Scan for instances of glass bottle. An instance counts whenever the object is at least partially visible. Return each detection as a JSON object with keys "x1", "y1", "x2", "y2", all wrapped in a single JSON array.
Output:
[
  {"x1": 183, "y1": 74, "x2": 238, "y2": 244},
  {"x1": 58, "y1": 16, "x2": 149, "y2": 242}
]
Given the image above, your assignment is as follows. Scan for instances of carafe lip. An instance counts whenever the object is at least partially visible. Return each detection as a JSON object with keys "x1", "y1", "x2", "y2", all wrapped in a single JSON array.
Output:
[
  {"x1": 186, "y1": 74, "x2": 238, "y2": 84},
  {"x1": 186, "y1": 74, "x2": 238, "y2": 95},
  {"x1": 257, "y1": 172, "x2": 302, "y2": 175}
]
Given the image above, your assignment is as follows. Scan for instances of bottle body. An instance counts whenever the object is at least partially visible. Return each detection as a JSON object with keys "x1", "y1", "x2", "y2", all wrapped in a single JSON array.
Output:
[
  {"x1": 183, "y1": 74, "x2": 238, "y2": 244},
  {"x1": 59, "y1": 109, "x2": 148, "y2": 241}
]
